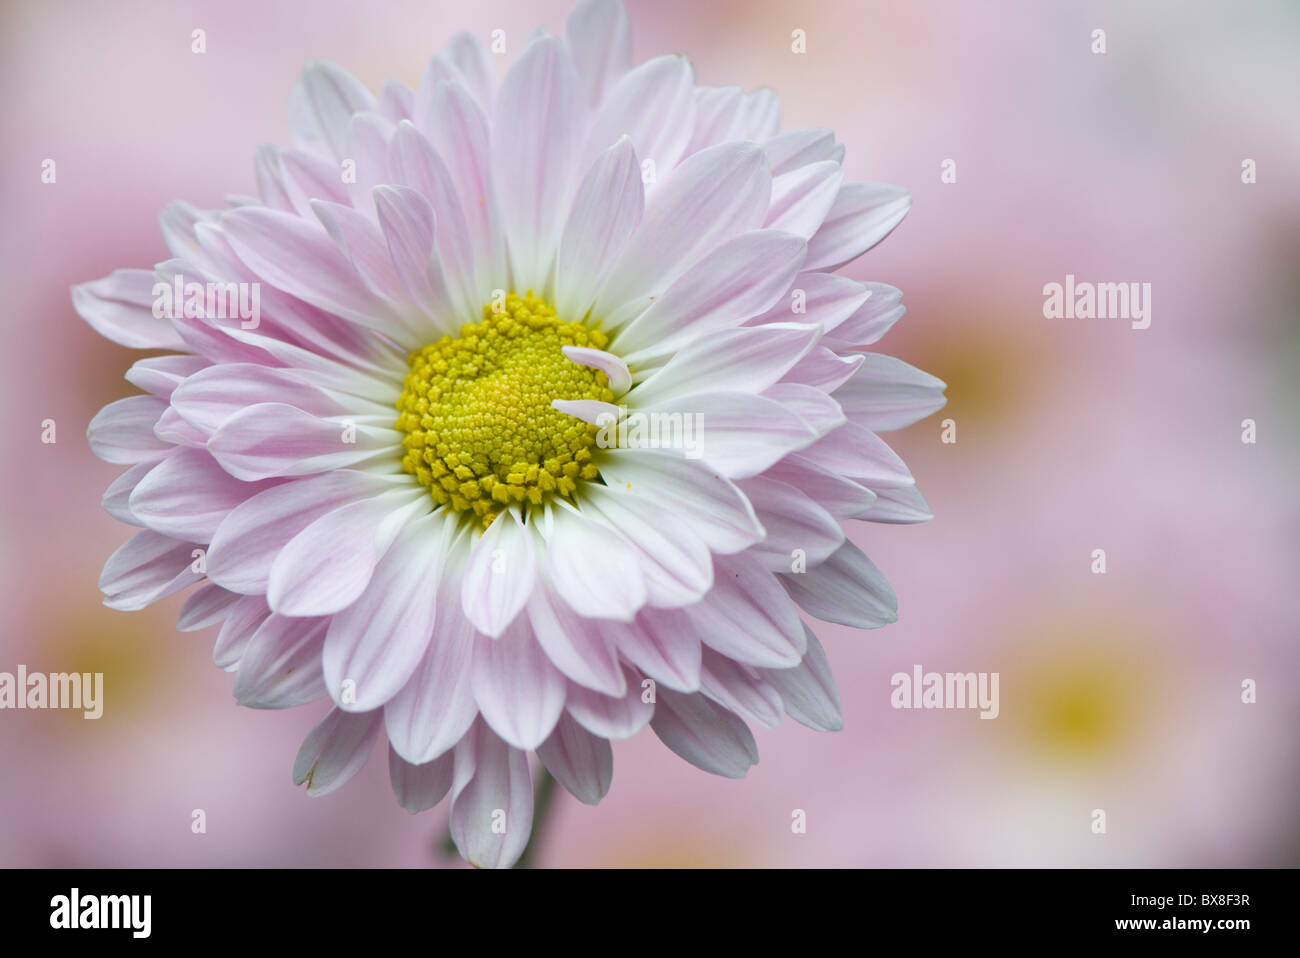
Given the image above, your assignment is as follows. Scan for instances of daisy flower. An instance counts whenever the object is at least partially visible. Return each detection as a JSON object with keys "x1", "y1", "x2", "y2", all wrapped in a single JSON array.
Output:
[{"x1": 75, "y1": 0, "x2": 946, "y2": 867}]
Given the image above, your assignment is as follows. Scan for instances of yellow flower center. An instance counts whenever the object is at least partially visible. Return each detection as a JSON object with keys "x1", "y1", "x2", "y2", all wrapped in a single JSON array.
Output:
[{"x1": 395, "y1": 292, "x2": 613, "y2": 527}]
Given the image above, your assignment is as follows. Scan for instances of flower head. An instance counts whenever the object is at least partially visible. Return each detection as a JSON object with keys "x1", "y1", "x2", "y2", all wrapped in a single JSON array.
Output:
[{"x1": 76, "y1": 0, "x2": 946, "y2": 867}]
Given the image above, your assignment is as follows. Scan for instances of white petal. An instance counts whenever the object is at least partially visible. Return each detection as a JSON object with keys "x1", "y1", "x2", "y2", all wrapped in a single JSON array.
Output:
[
  {"x1": 597, "y1": 448, "x2": 763, "y2": 553},
  {"x1": 470, "y1": 617, "x2": 566, "y2": 751},
  {"x1": 628, "y1": 323, "x2": 820, "y2": 408},
  {"x1": 323, "y1": 509, "x2": 456, "y2": 711},
  {"x1": 449, "y1": 720, "x2": 533, "y2": 869},
  {"x1": 460, "y1": 507, "x2": 537, "y2": 638}
]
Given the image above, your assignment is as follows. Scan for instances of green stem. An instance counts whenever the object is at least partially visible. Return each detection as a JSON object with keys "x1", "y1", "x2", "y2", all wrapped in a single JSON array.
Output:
[{"x1": 514, "y1": 768, "x2": 558, "y2": 869}]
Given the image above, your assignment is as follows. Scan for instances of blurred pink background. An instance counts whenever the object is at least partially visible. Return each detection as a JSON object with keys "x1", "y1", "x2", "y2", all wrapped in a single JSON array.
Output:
[{"x1": 1, "y1": 0, "x2": 1296, "y2": 866}]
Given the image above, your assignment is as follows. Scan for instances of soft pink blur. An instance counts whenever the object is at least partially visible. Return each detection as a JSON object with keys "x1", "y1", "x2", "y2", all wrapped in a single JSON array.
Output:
[{"x1": 1, "y1": 0, "x2": 1296, "y2": 867}]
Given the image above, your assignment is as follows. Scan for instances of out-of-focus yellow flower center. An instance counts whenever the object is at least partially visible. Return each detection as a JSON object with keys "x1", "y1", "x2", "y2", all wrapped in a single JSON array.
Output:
[{"x1": 395, "y1": 292, "x2": 612, "y2": 527}]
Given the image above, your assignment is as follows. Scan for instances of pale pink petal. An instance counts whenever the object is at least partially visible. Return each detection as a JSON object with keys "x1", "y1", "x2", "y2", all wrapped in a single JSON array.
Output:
[
  {"x1": 651, "y1": 688, "x2": 758, "y2": 778},
  {"x1": 99, "y1": 530, "x2": 202, "y2": 612},
  {"x1": 583, "y1": 55, "x2": 695, "y2": 172},
  {"x1": 565, "y1": 0, "x2": 633, "y2": 105},
  {"x1": 206, "y1": 471, "x2": 402, "y2": 594},
  {"x1": 597, "y1": 448, "x2": 763, "y2": 553},
  {"x1": 266, "y1": 488, "x2": 426, "y2": 616},
  {"x1": 804, "y1": 182, "x2": 911, "y2": 272},
  {"x1": 470, "y1": 618, "x2": 566, "y2": 751},
  {"x1": 764, "y1": 128, "x2": 842, "y2": 175},
  {"x1": 700, "y1": 648, "x2": 784, "y2": 729},
  {"x1": 737, "y1": 474, "x2": 844, "y2": 570},
  {"x1": 177, "y1": 583, "x2": 243, "y2": 632},
  {"x1": 449, "y1": 719, "x2": 533, "y2": 869},
  {"x1": 781, "y1": 539, "x2": 898, "y2": 628},
  {"x1": 129, "y1": 447, "x2": 278, "y2": 542},
  {"x1": 322, "y1": 509, "x2": 456, "y2": 711},
  {"x1": 388, "y1": 747, "x2": 455, "y2": 813},
  {"x1": 492, "y1": 36, "x2": 587, "y2": 289},
  {"x1": 460, "y1": 507, "x2": 536, "y2": 638},
  {"x1": 207, "y1": 402, "x2": 398, "y2": 481},
  {"x1": 554, "y1": 137, "x2": 644, "y2": 322},
  {"x1": 594, "y1": 142, "x2": 773, "y2": 327},
  {"x1": 287, "y1": 60, "x2": 377, "y2": 160},
  {"x1": 765, "y1": 160, "x2": 844, "y2": 239},
  {"x1": 233, "y1": 614, "x2": 329, "y2": 708},
  {"x1": 628, "y1": 323, "x2": 820, "y2": 408},
  {"x1": 384, "y1": 558, "x2": 478, "y2": 765},
  {"x1": 616, "y1": 230, "x2": 808, "y2": 364},
  {"x1": 87, "y1": 396, "x2": 171, "y2": 464},
  {"x1": 760, "y1": 625, "x2": 844, "y2": 732},
  {"x1": 537, "y1": 713, "x2": 613, "y2": 805},
  {"x1": 292, "y1": 707, "x2": 383, "y2": 797},
  {"x1": 832, "y1": 353, "x2": 948, "y2": 431},
  {"x1": 565, "y1": 669, "x2": 655, "y2": 739},
  {"x1": 71, "y1": 269, "x2": 185, "y2": 350},
  {"x1": 686, "y1": 553, "x2": 806, "y2": 668}
]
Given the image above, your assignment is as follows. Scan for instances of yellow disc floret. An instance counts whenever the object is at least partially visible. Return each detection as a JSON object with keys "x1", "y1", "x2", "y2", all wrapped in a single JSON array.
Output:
[{"x1": 395, "y1": 292, "x2": 612, "y2": 528}]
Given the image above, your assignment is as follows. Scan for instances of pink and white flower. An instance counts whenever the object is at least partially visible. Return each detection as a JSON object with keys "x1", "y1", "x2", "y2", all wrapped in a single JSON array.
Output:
[{"x1": 75, "y1": 0, "x2": 945, "y2": 867}]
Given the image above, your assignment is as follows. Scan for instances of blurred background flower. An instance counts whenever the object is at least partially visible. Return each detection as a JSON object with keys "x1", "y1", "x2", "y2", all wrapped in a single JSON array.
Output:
[{"x1": 0, "y1": 0, "x2": 1295, "y2": 866}]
